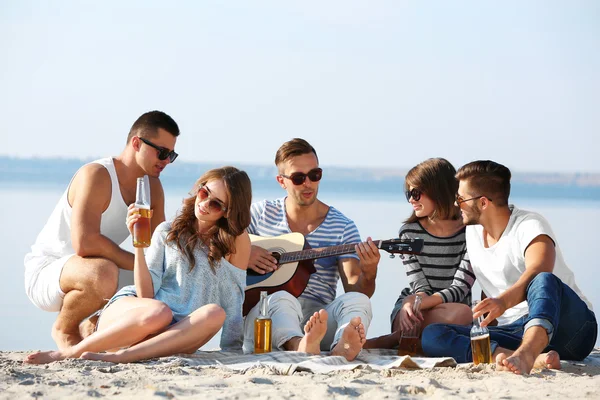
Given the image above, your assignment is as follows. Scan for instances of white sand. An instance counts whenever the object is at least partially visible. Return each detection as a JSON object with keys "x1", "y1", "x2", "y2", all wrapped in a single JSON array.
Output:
[{"x1": 1, "y1": 349, "x2": 599, "y2": 399}]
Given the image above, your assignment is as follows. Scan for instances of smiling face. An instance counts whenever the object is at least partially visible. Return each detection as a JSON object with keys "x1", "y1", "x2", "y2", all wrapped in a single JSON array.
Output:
[
  {"x1": 135, "y1": 128, "x2": 178, "y2": 177},
  {"x1": 194, "y1": 179, "x2": 229, "y2": 225},
  {"x1": 407, "y1": 187, "x2": 436, "y2": 219},
  {"x1": 277, "y1": 152, "x2": 320, "y2": 207},
  {"x1": 457, "y1": 180, "x2": 483, "y2": 226}
]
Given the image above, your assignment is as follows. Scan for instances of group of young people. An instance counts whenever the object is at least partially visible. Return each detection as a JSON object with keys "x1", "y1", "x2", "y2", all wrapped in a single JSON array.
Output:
[{"x1": 23, "y1": 111, "x2": 597, "y2": 375}]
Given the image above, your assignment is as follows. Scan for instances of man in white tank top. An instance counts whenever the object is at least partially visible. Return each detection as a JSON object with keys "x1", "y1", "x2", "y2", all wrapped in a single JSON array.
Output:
[
  {"x1": 24, "y1": 111, "x2": 180, "y2": 351},
  {"x1": 421, "y1": 160, "x2": 596, "y2": 375}
]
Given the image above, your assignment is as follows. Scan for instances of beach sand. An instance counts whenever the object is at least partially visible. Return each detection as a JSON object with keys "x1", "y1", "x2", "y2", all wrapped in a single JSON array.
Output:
[{"x1": 1, "y1": 349, "x2": 599, "y2": 399}]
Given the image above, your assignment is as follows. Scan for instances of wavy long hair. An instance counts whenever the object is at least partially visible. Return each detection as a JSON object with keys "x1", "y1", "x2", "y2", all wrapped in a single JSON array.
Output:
[
  {"x1": 404, "y1": 158, "x2": 461, "y2": 224},
  {"x1": 166, "y1": 166, "x2": 252, "y2": 271}
]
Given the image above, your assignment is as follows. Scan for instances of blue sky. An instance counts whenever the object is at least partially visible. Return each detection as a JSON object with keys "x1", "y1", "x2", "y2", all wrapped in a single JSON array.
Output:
[{"x1": 1, "y1": 1, "x2": 598, "y2": 172}]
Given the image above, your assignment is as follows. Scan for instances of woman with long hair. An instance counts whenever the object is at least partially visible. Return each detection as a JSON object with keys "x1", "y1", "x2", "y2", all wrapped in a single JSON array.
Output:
[
  {"x1": 26, "y1": 166, "x2": 252, "y2": 364},
  {"x1": 365, "y1": 158, "x2": 475, "y2": 350}
]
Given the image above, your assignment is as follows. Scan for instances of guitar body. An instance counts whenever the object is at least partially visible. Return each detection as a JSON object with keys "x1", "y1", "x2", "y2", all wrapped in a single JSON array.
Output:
[{"x1": 243, "y1": 233, "x2": 317, "y2": 316}]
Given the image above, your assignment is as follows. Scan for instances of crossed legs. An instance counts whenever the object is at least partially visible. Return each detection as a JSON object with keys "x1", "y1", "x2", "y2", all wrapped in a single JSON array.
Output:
[{"x1": 25, "y1": 296, "x2": 225, "y2": 364}]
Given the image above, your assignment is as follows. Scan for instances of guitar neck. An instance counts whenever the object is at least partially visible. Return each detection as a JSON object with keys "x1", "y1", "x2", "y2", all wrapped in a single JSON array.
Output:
[{"x1": 279, "y1": 240, "x2": 382, "y2": 264}]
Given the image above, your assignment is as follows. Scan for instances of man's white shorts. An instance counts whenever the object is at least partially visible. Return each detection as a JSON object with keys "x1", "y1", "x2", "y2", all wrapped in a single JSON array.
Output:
[{"x1": 24, "y1": 254, "x2": 73, "y2": 312}]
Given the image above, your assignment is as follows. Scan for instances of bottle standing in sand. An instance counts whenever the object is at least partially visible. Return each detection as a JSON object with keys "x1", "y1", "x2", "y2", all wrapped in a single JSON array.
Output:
[
  {"x1": 133, "y1": 176, "x2": 152, "y2": 248},
  {"x1": 254, "y1": 291, "x2": 272, "y2": 353},
  {"x1": 398, "y1": 295, "x2": 422, "y2": 356},
  {"x1": 470, "y1": 300, "x2": 493, "y2": 364}
]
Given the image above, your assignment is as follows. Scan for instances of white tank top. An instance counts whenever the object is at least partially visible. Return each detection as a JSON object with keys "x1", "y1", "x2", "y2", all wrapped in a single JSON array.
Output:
[{"x1": 24, "y1": 158, "x2": 130, "y2": 273}]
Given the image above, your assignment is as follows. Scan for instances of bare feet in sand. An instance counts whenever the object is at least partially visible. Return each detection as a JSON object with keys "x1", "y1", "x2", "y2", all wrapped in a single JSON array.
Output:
[
  {"x1": 297, "y1": 310, "x2": 329, "y2": 355},
  {"x1": 331, "y1": 317, "x2": 366, "y2": 361},
  {"x1": 24, "y1": 350, "x2": 71, "y2": 365},
  {"x1": 496, "y1": 350, "x2": 561, "y2": 375}
]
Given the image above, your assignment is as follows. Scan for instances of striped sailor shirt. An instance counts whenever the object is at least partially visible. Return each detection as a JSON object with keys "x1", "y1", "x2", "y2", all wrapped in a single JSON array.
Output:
[
  {"x1": 248, "y1": 198, "x2": 361, "y2": 305},
  {"x1": 397, "y1": 221, "x2": 475, "y2": 305}
]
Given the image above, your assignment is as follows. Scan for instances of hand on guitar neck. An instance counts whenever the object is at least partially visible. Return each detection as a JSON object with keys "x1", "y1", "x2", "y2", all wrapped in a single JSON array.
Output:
[{"x1": 243, "y1": 233, "x2": 424, "y2": 316}]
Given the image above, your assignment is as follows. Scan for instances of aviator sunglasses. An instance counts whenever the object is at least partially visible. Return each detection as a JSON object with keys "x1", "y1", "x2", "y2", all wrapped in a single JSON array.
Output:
[
  {"x1": 197, "y1": 185, "x2": 227, "y2": 213},
  {"x1": 139, "y1": 137, "x2": 179, "y2": 163},
  {"x1": 280, "y1": 168, "x2": 323, "y2": 186},
  {"x1": 405, "y1": 188, "x2": 422, "y2": 202}
]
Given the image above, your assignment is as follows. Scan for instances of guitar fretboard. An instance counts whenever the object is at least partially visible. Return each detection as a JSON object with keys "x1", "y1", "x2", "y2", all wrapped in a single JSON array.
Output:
[{"x1": 279, "y1": 240, "x2": 384, "y2": 264}]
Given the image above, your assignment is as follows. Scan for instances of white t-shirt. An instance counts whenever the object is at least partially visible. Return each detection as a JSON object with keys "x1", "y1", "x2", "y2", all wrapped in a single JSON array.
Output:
[{"x1": 466, "y1": 206, "x2": 592, "y2": 326}]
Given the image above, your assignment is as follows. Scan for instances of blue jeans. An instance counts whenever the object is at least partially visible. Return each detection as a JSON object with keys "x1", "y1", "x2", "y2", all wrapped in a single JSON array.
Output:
[{"x1": 422, "y1": 273, "x2": 597, "y2": 363}]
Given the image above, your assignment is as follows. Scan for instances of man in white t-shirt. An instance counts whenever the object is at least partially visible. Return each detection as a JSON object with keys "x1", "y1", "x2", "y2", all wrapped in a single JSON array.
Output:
[
  {"x1": 242, "y1": 138, "x2": 381, "y2": 361},
  {"x1": 421, "y1": 160, "x2": 597, "y2": 374}
]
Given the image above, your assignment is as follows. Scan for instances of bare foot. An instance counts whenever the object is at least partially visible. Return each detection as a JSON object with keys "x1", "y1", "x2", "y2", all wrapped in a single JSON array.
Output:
[
  {"x1": 24, "y1": 350, "x2": 68, "y2": 365},
  {"x1": 533, "y1": 350, "x2": 561, "y2": 370},
  {"x1": 79, "y1": 316, "x2": 97, "y2": 339},
  {"x1": 495, "y1": 350, "x2": 535, "y2": 375},
  {"x1": 297, "y1": 310, "x2": 328, "y2": 355},
  {"x1": 331, "y1": 317, "x2": 366, "y2": 361},
  {"x1": 52, "y1": 322, "x2": 81, "y2": 351}
]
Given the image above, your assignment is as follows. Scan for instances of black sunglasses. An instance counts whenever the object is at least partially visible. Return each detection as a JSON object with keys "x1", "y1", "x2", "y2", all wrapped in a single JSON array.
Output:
[
  {"x1": 405, "y1": 188, "x2": 422, "y2": 202},
  {"x1": 280, "y1": 168, "x2": 323, "y2": 186},
  {"x1": 197, "y1": 185, "x2": 227, "y2": 213},
  {"x1": 139, "y1": 137, "x2": 178, "y2": 163}
]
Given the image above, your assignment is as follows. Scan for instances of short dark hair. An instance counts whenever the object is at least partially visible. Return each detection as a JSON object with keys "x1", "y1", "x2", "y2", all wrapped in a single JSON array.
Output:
[
  {"x1": 455, "y1": 160, "x2": 511, "y2": 206},
  {"x1": 404, "y1": 158, "x2": 460, "y2": 223},
  {"x1": 275, "y1": 138, "x2": 318, "y2": 170},
  {"x1": 127, "y1": 111, "x2": 180, "y2": 143}
]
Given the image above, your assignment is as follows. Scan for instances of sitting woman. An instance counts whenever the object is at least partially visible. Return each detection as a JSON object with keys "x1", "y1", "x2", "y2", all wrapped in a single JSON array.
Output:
[
  {"x1": 26, "y1": 166, "x2": 252, "y2": 364},
  {"x1": 365, "y1": 158, "x2": 475, "y2": 351}
]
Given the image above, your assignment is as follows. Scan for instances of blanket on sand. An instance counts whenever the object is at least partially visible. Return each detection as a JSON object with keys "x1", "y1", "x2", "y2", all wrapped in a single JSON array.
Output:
[{"x1": 145, "y1": 349, "x2": 456, "y2": 374}]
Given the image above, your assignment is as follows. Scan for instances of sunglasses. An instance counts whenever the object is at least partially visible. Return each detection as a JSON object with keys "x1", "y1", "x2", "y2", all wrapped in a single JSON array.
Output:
[
  {"x1": 280, "y1": 168, "x2": 323, "y2": 186},
  {"x1": 455, "y1": 194, "x2": 492, "y2": 206},
  {"x1": 139, "y1": 137, "x2": 178, "y2": 163},
  {"x1": 197, "y1": 185, "x2": 227, "y2": 213},
  {"x1": 405, "y1": 188, "x2": 422, "y2": 202}
]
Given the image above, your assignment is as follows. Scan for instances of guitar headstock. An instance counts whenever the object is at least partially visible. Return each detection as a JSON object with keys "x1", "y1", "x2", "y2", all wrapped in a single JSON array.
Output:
[{"x1": 378, "y1": 238, "x2": 424, "y2": 255}]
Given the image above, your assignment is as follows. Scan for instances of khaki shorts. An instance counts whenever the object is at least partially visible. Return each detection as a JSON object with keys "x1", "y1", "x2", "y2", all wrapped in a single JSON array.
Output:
[{"x1": 24, "y1": 254, "x2": 73, "y2": 312}]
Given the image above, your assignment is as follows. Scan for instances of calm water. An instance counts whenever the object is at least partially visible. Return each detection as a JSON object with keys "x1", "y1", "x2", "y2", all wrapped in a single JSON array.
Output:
[{"x1": 1, "y1": 184, "x2": 599, "y2": 351}]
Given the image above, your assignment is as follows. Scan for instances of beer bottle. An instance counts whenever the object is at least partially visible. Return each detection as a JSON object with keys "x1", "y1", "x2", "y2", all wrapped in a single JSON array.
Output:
[
  {"x1": 254, "y1": 291, "x2": 272, "y2": 353},
  {"x1": 132, "y1": 176, "x2": 152, "y2": 248},
  {"x1": 470, "y1": 300, "x2": 493, "y2": 364},
  {"x1": 399, "y1": 295, "x2": 422, "y2": 356}
]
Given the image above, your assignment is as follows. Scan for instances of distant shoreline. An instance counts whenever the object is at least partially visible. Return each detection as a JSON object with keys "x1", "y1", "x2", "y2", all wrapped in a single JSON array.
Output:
[{"x1": 1, "y1": 155, "x2": 599, "y2": 201}]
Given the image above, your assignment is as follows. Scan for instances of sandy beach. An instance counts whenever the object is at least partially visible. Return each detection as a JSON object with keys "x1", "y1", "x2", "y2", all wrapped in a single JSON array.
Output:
[{"x1": 1, "y1": 348, "x2": 599, "y2": 399}]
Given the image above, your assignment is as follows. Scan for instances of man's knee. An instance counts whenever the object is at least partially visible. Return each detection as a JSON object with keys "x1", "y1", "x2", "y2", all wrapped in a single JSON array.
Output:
[
  {"x1": 528, "y1": 272, "x2": 559, "y2": 291},
  {"x1": 269, "y1": 291, "x2": 302, "y2": 316},
  {"x1": 337, "y1": 292, "x2": 372, "y2": 315}
]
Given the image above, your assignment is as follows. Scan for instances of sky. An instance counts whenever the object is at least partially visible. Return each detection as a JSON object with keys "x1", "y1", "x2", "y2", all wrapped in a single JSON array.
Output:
[{"x1": 1, "y1": 1, "x2": 599, "y2": 173}]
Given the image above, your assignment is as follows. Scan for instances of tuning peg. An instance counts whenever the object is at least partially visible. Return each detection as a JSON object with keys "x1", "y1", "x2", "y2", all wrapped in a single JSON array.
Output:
[{"x1": 389, "y1": 254, "x2": 395, "y2": 259}]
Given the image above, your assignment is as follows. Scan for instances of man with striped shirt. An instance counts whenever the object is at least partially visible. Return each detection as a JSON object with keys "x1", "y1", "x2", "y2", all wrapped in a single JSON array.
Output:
[{"x1": 242, "y1": 138, "x2": 381, "y2": 361}]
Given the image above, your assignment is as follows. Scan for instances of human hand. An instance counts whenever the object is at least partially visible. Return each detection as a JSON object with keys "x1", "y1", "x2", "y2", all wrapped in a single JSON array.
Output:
[
  {"x1": 399, "y1": 295, "x2": 424, "y2": 332},
  {"x1": 247, "y1": 245, "x2": 278, "y2": 274},
  {"x1": 473, "y1": 297, "x2": 506, "y2": 327},
  {"x1": 355, "y1": 237, "x2": 380, "y2": 280},
  {"x1": 126, "y1": 203, "x2": 141, "y2": 235}
]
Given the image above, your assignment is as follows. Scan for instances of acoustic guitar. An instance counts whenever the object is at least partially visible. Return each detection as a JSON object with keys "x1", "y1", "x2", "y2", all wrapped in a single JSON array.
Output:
[{"x1": 243, "y1": 233, "x2": 424, "y2": 315}]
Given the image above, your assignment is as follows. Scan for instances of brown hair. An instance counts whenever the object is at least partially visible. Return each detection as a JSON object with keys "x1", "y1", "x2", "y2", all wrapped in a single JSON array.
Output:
[
  {"x1": 274, "y1": 138, "x2": 318, "y2": 171},
  {"x1": 455, "y1": 160, "x2": 511, "y2": 206},
  {"x1": 404, "y1": 158, "x2": 461, "y2": 224},
  {"x1": 126, "y1": 110, "x2": 180, "y2": 143},
  {"x1": 166, "y1": 166, "x2": 252, "y2": 271}
]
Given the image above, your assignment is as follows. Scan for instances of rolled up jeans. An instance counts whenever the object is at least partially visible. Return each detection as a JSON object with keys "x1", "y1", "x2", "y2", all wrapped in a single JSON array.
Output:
[
  {"x1": 421, "y1": 272, "x2": 597, "y2": 363},
  {"x1": 243, "y1": 291, "x2": 372, "y2": 353}
]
